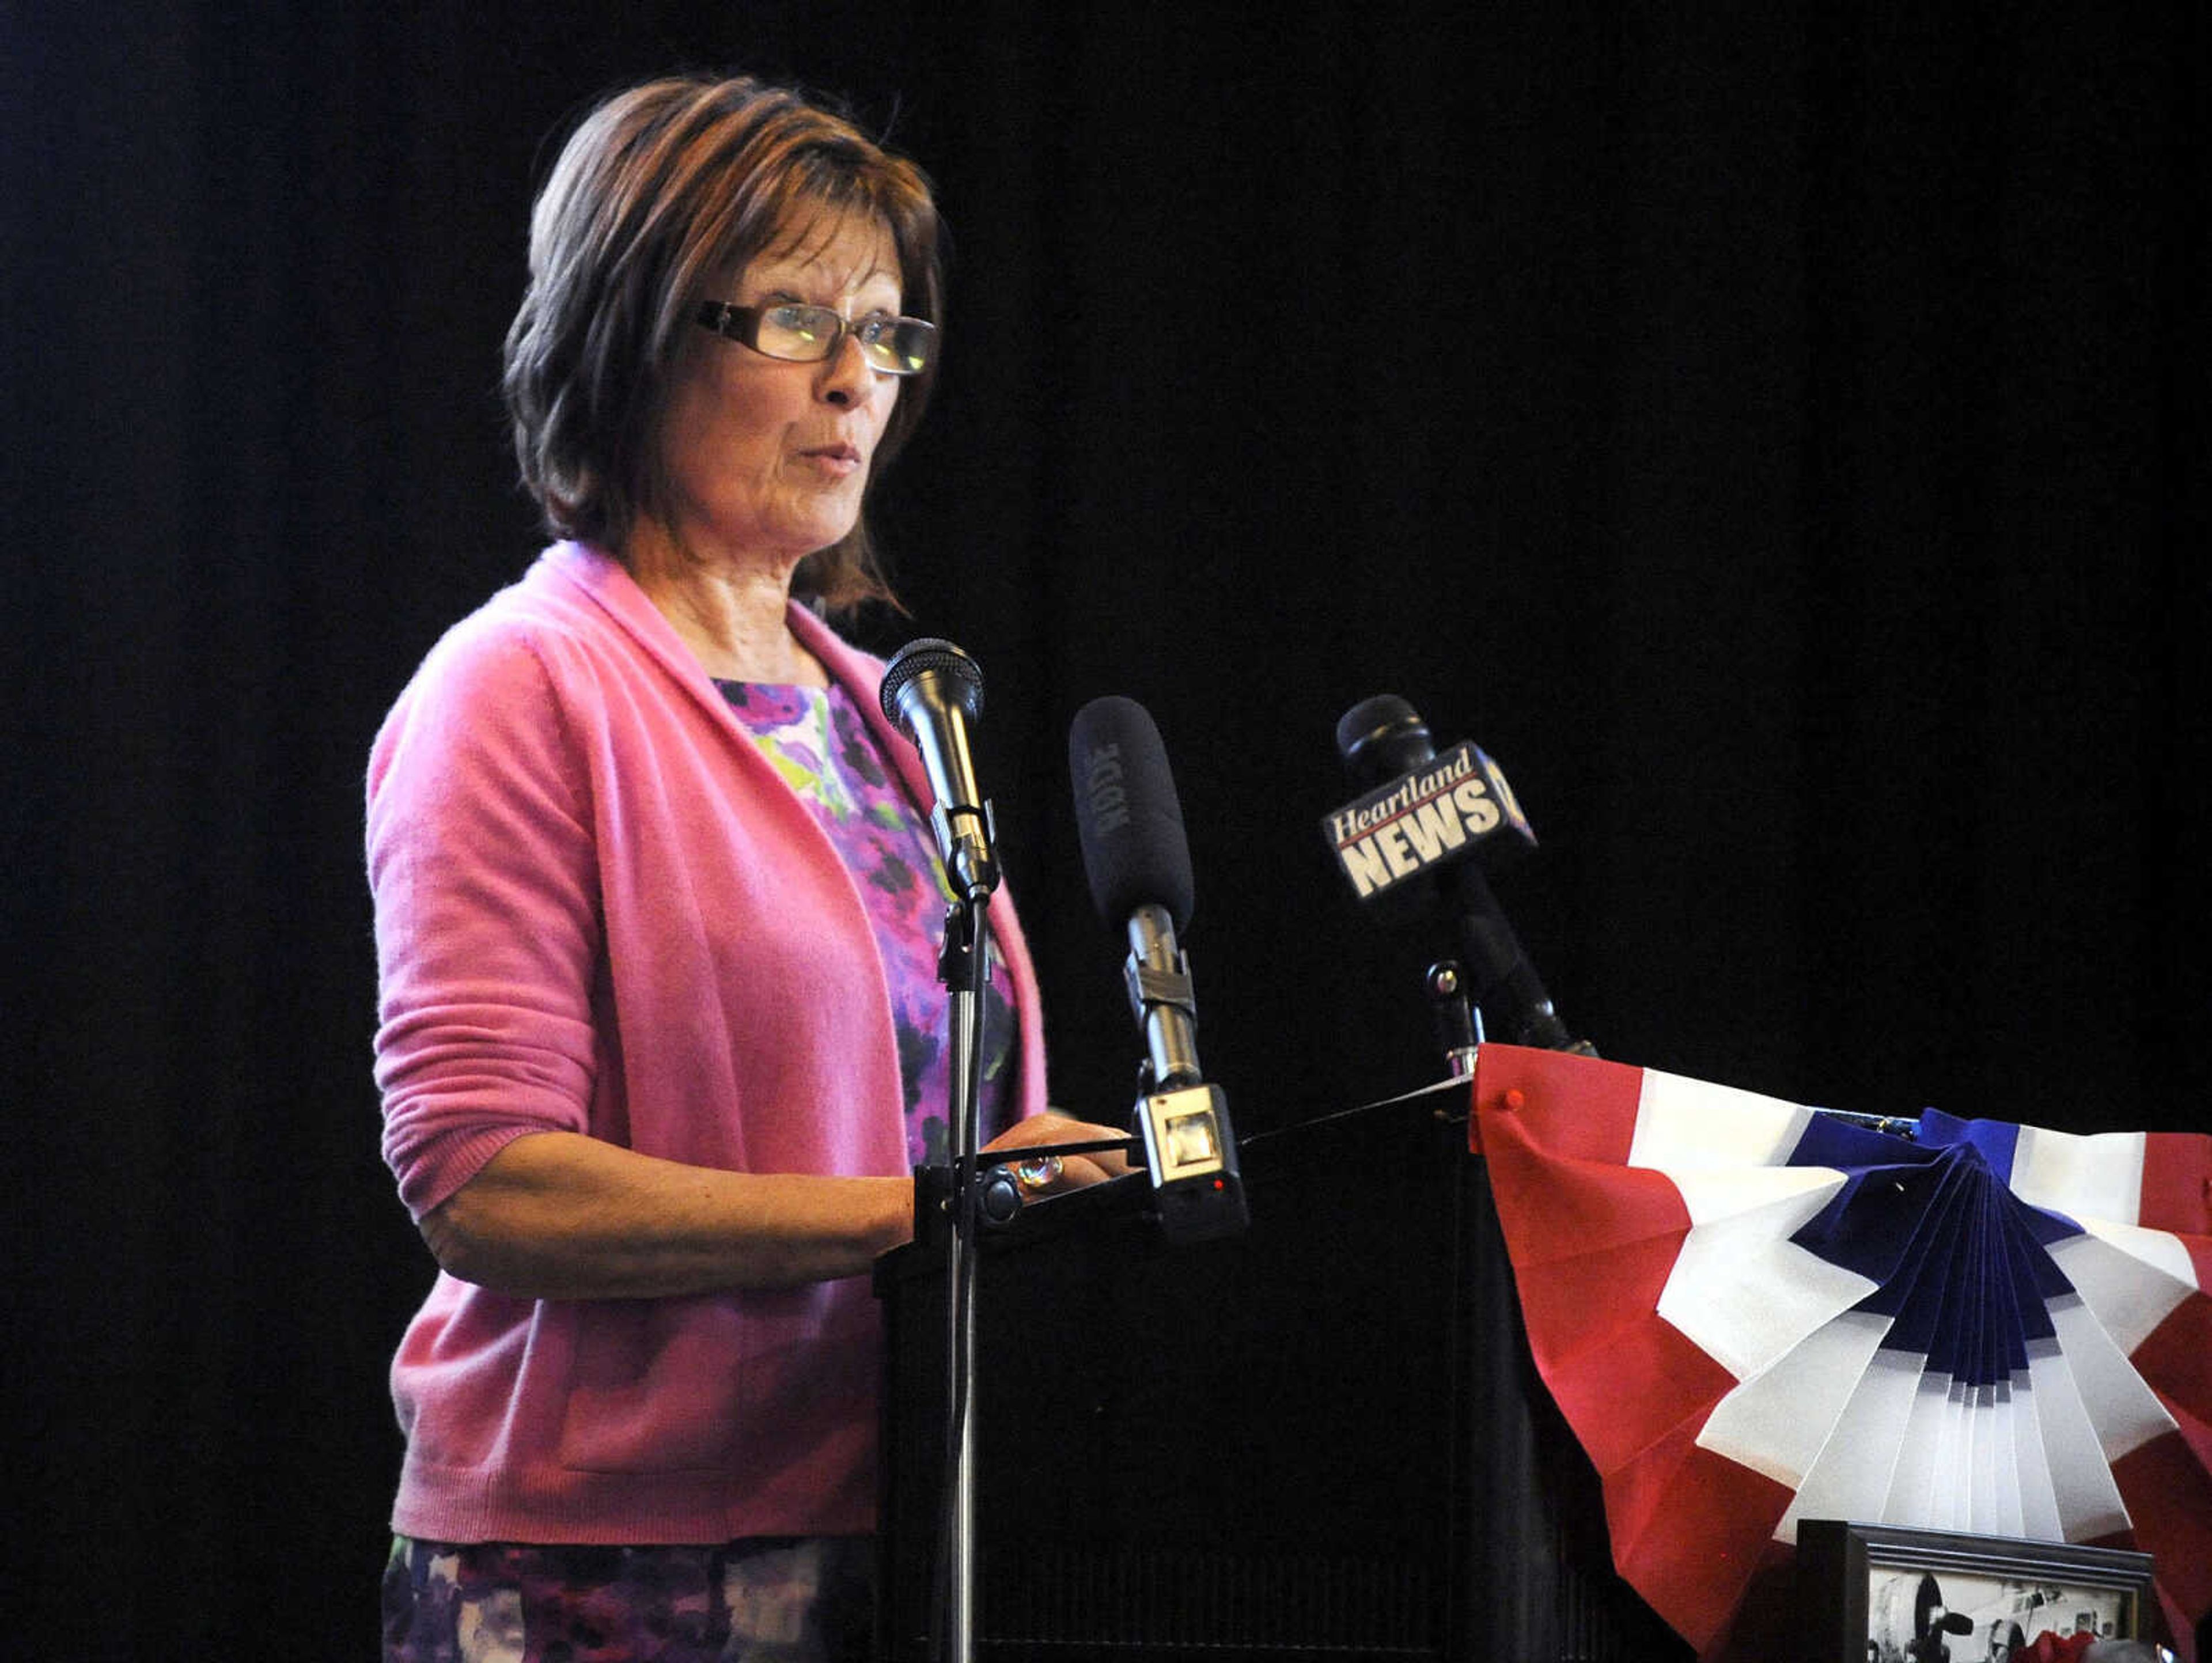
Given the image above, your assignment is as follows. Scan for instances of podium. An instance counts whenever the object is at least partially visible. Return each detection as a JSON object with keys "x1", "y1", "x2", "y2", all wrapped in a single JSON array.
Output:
[{"x1": 871, "y1": 1080, "x2": 1692, "y2": 1662}]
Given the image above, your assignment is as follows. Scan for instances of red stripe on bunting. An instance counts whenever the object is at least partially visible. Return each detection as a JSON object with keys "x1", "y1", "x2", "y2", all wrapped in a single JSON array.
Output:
[
  {"x1": 2134, "y1": 1274, "x2": 2212, "y2": 1426},
  {"x1": 1471, "y1": 1042, "x2": 1646, "y2": 1165},
  {"x1": 2139, "y1": 1131, "x2": 2212, "y2": 1234},
  {"x1": 1512, "y1": 1223, "x2": 1736, "y2": 1476},
  {"x1": 1605, "y1": 1433, "x2": 1797, "y2": 1657},
  {"x1": 1487, "y1": 1149, "x2": 1690, "y2": 1271},
  {"x1": 2133, "y1": 1139, "x2": 2212, "y2": 1660},
  {"x1": 2111, "y1": 1410, "x2": 2212, "y2": 1663},
  {"x1": 1475, "y1": 1061, "x2": 1738, "y2": 1478},
  {"x1": 1474, "y1": 1044, "x2": 1761, "y2": 1650}
]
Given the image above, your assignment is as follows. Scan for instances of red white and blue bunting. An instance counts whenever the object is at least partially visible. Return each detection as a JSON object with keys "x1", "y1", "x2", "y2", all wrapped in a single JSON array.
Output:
[{"x1": 1469, "y1": 1044, "x2": 2212, "y2": 1660}]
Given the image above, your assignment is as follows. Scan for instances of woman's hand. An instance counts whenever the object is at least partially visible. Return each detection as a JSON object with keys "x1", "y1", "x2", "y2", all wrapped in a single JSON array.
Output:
[{"x1": 980, "y1": 1111, "x2": 1135, "y2": 1199}]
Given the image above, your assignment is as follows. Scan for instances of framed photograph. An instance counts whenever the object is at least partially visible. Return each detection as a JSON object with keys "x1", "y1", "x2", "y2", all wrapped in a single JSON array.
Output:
[{"x1": 1797, "y1": 1520, "x2": 2157, "y2": 1663}]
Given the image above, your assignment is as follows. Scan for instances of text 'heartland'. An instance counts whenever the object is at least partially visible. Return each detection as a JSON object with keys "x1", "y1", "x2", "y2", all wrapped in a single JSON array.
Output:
[{"x1": 1324, "y1": 742, "x2": 1523, "y2": 899}]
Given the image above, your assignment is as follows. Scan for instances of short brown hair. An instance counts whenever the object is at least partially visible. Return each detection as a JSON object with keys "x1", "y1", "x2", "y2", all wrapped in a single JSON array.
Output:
[{"x1": 503, "y1": 73, "x2": 944, "y2": 616}]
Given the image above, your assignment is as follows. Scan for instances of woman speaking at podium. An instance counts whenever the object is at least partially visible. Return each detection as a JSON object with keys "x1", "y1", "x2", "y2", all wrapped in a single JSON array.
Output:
[{"x1": 366, "y1": 73, "x2": 1124, "y2": 1661}]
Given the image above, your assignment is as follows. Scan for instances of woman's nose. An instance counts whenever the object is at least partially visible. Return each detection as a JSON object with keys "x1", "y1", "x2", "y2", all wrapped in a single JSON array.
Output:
[{"x1": 818, "y1": 331, "x2": 874, "y2": 407}]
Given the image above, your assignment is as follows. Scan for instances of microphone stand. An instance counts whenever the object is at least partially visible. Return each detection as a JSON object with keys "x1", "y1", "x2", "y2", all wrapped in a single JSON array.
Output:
[
  {"x1": 1425, "y1": 959, "x2": 1483, "y2": 1079},
  {"x1": 928, "y1": 914, "x2": 1137, "y2": 1663},
  {"x1": 934, "y1": 891, "x2": 991, "y2": 1663}
]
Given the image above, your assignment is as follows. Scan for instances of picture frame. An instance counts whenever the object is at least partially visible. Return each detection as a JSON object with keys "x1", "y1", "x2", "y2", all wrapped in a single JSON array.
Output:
[{"x1": 1797, "y1": 1520, "x2": 2157, "y2": 1663}]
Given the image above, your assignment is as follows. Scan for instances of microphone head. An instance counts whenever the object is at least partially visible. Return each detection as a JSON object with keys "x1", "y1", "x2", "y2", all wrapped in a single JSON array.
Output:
[
  {"x1": 1336, "y1": 694, "x2": 1437, "y2": 790},
  {"x1": 1069, "y1": 695, "x2": 1195, "y2": 934},
  {"x1": 880, "y1": 637, "x2": 984, "y2": 741}
]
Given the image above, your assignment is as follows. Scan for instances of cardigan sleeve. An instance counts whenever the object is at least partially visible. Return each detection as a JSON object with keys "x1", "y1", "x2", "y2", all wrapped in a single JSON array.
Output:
[{"x1": 366, "y1": 617, "x2": 604, "y2": 1222}]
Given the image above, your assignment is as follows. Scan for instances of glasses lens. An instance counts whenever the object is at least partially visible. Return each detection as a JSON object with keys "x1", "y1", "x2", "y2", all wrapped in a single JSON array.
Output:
[
  {"x1": 730, "y1": 305, "x2": 934, "y2": 373},
  {"x1": 857, "y1": 316, "x2": 935, "y2": 376},
  {"x1": 754, "y1": 304, "x2": 841, "y2": 362}
]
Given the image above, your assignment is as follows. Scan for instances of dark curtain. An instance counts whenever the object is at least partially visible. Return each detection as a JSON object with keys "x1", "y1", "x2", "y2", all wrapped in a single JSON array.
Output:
[{"x1": 6, "y1": 2, "x2": 2205, "y2": 1656}]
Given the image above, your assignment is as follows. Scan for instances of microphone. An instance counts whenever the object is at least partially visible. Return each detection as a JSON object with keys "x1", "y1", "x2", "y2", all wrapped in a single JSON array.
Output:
[
  {"x1": 1069, "y1": 696, "x2": 1246, "y2": 1242},
  {"x1": 880, "y1": 638, "x2": 999, "y2": 902},
  {"x1": 1326, "y1": 695, "x2": 1588, "y2": 1054}
]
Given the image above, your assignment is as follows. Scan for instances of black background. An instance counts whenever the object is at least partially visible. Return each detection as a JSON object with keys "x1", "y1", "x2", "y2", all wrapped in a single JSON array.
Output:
[{"x1": 6, "y1": 3, "x2": 2206, "y2": 1656}]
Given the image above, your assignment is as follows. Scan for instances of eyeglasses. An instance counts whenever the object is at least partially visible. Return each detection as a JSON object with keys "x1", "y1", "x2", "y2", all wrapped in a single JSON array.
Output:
[{"x1": 695, "y1": 301, "x2": 937, "y2": 376}]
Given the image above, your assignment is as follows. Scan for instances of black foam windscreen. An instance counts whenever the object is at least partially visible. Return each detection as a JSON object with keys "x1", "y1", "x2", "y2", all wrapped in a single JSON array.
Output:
[{"x1": 1069, "y1": 695, "x2": 1196, "y2": 935}]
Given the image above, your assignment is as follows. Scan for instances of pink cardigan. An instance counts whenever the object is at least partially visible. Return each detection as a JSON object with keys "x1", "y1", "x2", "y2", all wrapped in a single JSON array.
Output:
[{"x1": 367, "y1": 541, "x2": 1048, "y2": 1544}]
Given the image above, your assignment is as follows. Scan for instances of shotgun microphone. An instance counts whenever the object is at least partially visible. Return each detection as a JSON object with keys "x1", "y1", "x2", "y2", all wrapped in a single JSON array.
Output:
[{"x1": 1070, "y1": 695, "x2": 1246, "y2": 1242}]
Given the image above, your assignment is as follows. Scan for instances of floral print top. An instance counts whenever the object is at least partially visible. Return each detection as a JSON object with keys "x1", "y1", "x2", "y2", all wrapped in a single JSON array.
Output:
[{"x1": 716, "y1": 679, "x2": 1017, "y2": 1165}]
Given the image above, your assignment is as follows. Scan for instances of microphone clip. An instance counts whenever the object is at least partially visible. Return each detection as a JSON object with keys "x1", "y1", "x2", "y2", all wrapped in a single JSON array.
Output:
[
  {"x1": 1122, "y1": 900, "x2": 1202, "y2": 1093},
  {"x1": 1122, "y1": 953, "x2": 1196, "y2": 1074},
  {"x1": 930, "y1": 798, "x2": 1000, "y2": 903}
]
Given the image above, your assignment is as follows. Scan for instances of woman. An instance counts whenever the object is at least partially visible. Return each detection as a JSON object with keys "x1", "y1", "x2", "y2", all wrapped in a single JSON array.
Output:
[{"x1": 370, "y1": 73, "x2": 1124, "y2": 1661}]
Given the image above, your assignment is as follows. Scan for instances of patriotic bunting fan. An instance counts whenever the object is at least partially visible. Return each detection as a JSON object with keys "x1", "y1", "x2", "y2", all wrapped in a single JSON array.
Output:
[{"x1": 1468, "y1": 1044, "x2": 2212, "y2": 1661}]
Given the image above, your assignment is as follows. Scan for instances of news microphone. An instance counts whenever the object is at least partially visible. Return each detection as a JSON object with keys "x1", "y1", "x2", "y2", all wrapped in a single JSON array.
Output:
[
  {"x1": 1325, "y1": 695, "x2": 1587, "y2": 1054},
  {"x1": 881, "y1": 638, "x2": 999, "y2": 901},
  {"x1": 1070, "y1": 695, "x2": 1246, "y2": 1242}
]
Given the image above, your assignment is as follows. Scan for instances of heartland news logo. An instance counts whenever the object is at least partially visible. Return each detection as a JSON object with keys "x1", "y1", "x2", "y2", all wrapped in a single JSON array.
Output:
[{"x1": 1323, "y1": 742, "x2": 1529, "y2": 899}]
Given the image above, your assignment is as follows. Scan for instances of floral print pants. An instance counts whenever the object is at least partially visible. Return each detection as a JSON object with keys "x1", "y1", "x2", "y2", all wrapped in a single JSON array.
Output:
[{"x1": 381, "y1": 1535, "x2": 873, "y2": 1662}]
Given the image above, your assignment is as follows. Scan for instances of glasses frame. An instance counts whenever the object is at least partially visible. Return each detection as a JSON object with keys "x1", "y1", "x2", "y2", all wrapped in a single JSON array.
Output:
[{"x1": 694, "y1": 301, "x2": 936, "y2": 377}]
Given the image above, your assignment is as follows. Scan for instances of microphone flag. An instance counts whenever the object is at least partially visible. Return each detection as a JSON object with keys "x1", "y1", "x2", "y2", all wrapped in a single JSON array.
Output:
[
  {"x1": 1467, "y1": 1044, "x2": 2212, "y2": 1659},
  {"x1": 1321, "y1": 740, "x2": 1533, "y2": 900}
]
